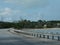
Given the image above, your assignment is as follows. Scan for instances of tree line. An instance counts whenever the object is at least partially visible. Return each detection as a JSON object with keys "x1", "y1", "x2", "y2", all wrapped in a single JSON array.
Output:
[{"x1": 0, "y1": 20, "x2": 60, "y2": 29}]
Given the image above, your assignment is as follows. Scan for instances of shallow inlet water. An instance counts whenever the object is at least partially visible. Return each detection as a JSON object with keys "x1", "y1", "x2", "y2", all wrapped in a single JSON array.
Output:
[{"x1": 23, "y1": 28, "x2": 60, "y2": 34}]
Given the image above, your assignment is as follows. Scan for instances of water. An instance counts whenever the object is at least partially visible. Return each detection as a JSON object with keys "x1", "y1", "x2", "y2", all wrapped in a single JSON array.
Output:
[{"x1": 23, "y1": 28, "x2": 60, "y2": 35}]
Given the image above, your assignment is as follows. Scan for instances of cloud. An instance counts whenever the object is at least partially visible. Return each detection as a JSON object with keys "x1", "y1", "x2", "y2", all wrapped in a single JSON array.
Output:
[
  {"x1": 0, "y1": 7, "x2": 20, "y2": 16},
  {"x1": 0, "y1": 8, "x2": 12, "y2": 15},
  {"x1": 0, "y1": 7, "x2": 21, "y2": 21},
  {"x1": 4, "y1": 0, "x2": 49, "y2": 8}
]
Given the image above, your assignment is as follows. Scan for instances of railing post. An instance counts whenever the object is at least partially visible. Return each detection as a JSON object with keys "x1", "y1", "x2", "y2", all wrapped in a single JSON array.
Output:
[
  {"x1": 32, "y1": 33, "x2": 33, "y2": 36},
  {"x1": 43, "y1": 35, "x2": 45, "y2": 38},
  {"x1": 58, "y1": 36, "x2": 60, "y2": 41},
  {"x1": 47, "y1": 35, "x2": 49, "y2": 39},
  {"x1": 52, "y1": 36, "x2": 54, "y2": 40},
  {"x1": 34, "y1": 34, "x2": 35, "y2": 37},
  {"x1": 37, "y1": 34, "x2": 38, "y2": 37},
  {"x1": 40, "y1": 34, "x2": 41, "y2": 38}
]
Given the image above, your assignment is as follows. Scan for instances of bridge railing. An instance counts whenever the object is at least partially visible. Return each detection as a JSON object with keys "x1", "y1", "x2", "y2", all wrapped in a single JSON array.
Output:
[
  {"x1": 14, "y1": 30, "x2": 60, "y2": 41},
  {"x1": 31, "y1": 33, "x2": 60, "y2": 41}
]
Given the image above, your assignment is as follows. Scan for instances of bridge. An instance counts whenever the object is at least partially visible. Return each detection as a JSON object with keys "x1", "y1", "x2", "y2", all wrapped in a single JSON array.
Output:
[{"x1": 0, "y1": 29, "x2": 60, "y2": 45}]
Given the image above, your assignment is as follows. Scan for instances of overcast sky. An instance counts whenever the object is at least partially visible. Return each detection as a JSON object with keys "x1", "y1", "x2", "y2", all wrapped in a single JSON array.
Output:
[{"x1": 0, "y1": 0, "x2": 60, "y2": 21}]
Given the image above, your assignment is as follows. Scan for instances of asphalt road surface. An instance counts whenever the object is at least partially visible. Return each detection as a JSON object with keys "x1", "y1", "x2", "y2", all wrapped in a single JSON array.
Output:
[{"x1": 0, "y1": 29, "x2": 60, "y2": 45}]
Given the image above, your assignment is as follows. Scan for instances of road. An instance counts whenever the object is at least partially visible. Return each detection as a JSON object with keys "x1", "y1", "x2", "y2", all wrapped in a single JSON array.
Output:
[{"x1": 0, "y1": 29, "x2": 60, "y2": 45}]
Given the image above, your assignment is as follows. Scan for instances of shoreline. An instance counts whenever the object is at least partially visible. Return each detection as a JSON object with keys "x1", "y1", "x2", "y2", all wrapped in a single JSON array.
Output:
[{"x1": 21, "y1": 28, "x2": 60, "y2": 30}]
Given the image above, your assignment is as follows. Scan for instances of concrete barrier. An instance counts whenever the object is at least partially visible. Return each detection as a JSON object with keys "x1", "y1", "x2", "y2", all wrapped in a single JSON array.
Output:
[{"x1": 12, "y1": 29, "x2": 60, "y2": 41}]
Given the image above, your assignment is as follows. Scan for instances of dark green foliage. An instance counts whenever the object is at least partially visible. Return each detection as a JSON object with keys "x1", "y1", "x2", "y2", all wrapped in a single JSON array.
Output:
[
  {"x1": 0, "y1": 22, "x2": 13, "y2": 28},
  {"x1": 0, "y1": 20, "x2": 60, "y2": 29}
]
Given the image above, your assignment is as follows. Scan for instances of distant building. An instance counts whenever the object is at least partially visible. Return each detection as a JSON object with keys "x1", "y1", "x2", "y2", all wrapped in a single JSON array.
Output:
[
  {"x1": 57, "y1": 23, "x2": 60, "y2": 27},
  {"x1": 43, "y1": 24, "x2": 47, "y2": 28}
]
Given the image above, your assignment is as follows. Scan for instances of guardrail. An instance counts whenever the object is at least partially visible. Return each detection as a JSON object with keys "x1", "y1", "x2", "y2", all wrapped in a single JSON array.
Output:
[
  {"x1": 32, "y1": 33, "x2": 60, "y2": 41},
  {"x1": 14, "y1": 30, "x2": 60, "y2": 41}
]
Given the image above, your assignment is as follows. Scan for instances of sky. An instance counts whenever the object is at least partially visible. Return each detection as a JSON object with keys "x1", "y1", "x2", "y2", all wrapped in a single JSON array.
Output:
[{"x1": 0, "y1": 0, "x2": 60, "y2": 22}]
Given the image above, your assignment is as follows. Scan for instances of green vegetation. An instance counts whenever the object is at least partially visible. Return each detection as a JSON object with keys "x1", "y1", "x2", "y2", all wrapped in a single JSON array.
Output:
[{"x1": 0, "y1": 20, "x2": 60, "y2": 29}]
